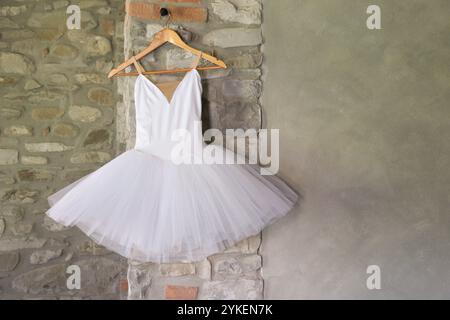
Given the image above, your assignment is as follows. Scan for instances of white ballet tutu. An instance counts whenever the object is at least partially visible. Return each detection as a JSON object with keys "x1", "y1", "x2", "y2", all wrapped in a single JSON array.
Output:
[
  {"x1": 46, "y1": 68, "x2": 298, "y2": 263},
  {"x1": 46, "y1": 148, "x2": 298, "y2": 263}
]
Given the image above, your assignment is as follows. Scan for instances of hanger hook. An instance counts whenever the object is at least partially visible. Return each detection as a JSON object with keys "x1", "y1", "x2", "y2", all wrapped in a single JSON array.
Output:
[{"x1": 160, "y1": 7, "x2": 171, "y2": 28}]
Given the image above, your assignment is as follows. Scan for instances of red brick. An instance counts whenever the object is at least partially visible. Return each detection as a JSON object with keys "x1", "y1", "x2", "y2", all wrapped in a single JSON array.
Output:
[
  {"x1": 168, "y1": 6, "x2": 207, "y2": 22},
  {"x1": 126, "y1": 3, "x2": 207, "y2": 23},
  {"x1": 165, "y1": 285, "x2": 198, "y2": 300},
  {"x1": 161, "y1": 0, "x2": 201, "y2": 3},
  {"x1": 119, "y1": 279, "x2": 129, "y2": 292}
]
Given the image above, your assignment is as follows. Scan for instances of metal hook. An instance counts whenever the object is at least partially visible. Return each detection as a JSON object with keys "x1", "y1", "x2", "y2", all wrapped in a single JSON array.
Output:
[{"x1": 160, "y1": 7, "x2": 171, "y2": 28}]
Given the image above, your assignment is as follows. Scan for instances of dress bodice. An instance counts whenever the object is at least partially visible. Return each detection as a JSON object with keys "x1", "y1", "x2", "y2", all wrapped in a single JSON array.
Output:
[{"x1": 133, "y1": 69, "x2": 204, "y2": 160}]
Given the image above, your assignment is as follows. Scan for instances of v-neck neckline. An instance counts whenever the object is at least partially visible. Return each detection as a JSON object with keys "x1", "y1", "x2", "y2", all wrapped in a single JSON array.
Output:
[{"x1": 138, "y1": 68, "x2": 198, "y2": 106}]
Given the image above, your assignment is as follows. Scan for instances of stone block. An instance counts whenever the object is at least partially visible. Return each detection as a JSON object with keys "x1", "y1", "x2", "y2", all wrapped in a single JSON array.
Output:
[
  {"x1": 0, "y1": 5, "x2": 27, "y2": 17},
  {"x1": 88, "y1": 87, "x2": 114, "y2": 106},
  {"x1": 0, "y1": 17, "x2": 19, "y2": 28},
  {"x1": 52, "y1": 123, "x2": 78, "y2": 138},
  {"x1": 17, "y1": 169, "x2": 53, "y2": 181},
  {"x1": 74, "y1": 73, "x2": 110, "y2": 85},
  {"x1": 210, "y1": 253, "x2": 261, "y2": 280},
  {"x1": 20, "y1": 156, "x2": 47, "y2": 165},
  {"x1": 3, "y1": 125, "x2": 32, "y2": 137},
  {"x1": 67, "y1": 31, "x2": 111, "y2": 57},
  {"x1": 42, "y1": 216, "x2": 71, "y2": 232},
  {"x1": 68, "y1": 106, "x2": 102, "y2": 123},
  {"x1": 196, "y1": 258, "x2": 212, "y2": 280},
  {"x1": 0, "y1": 205, "x2": 24, "y2": 222},
  {"x1": 24, "y1": 143, "x2": 74, "y2": 153},
  {"x1": 83, "y1": 129, "x2": 110, "y2": 147},
  {"x1": 0, "y1": 149, "x2": 18, "y2": 165},
  {"x1": 30, "y1": 249, "x2": 63, "y2": 265},
  {"x1": 0, "y1": 188, "x2": 39, "y2": 204},
  {"x1": 11, "y1": 223, "x2": 34, "y2": 236},
  {"x1": 0, "y1": 107, "x2": 22, "y2": 119},
  {"x1": 31, "y1": 107, "x2": 64, "y2": 121},
  {"x1": 70, "y1": 151, "x2": 111, "y2": 164},
  {"x1": 0, "y1": 252, "x2": 20, "y2": 272},
  {"x1": 127, "y1": 262, "x2": 155, "y2": 299},
  {"x1": 211, "y1": 0, "x2": 261, "y2": 25},
  {"x1": 199, "y1": 279, "x2": 263, "y2": 299},
  {"x1": 12, "y1": 263, "x2": 66, "y2": 295},
  {"x1": 0, "y1": 236, "x2": 46, "y2": 251},
  {"x1": 24, "y1": 79, "x2": 41, "y2": 90},
  {"x1": 203, "y1": 28, "x2": 262, "y2": 48},
  {"x1": 0, "y1": 52, "x2": 35, "y2": 74},
  {"x1": 49, "y1": 44, "x2": 78, "y2": 60},
  {"x1": 222, "y1": 79, "x2": 262, "y2": 100}
]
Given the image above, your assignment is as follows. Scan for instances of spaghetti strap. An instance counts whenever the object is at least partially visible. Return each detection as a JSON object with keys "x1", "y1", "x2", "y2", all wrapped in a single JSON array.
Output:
[
  {"x1": 192, "y1": 52, "x2": 202, "y2": 70},
  {"x1": 132, "y1": 56, "x2": 144, "y2": 75}
]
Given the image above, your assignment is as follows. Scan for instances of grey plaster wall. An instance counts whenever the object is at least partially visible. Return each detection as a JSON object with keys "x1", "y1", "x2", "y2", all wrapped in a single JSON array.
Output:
[{"x1": 261, "y1": 0, "x2": 450, "y2": 299}]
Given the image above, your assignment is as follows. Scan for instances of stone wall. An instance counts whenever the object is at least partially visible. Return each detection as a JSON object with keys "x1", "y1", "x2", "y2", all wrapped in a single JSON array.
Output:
[
  {"x1": 0, "y1": 0, "x2": 127, "y2": 299},
  {"x1": 119, "y1": 0, "x2": 265, "y2": 299}
]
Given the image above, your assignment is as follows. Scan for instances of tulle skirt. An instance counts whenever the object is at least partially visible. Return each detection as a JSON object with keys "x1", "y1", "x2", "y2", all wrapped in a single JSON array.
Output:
[{"x1": 46, "y1": 148, "x2": 298, "y2": 263}]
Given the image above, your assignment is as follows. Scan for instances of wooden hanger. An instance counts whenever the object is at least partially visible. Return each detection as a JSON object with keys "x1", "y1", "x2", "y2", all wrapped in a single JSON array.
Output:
[{"x1": 108, "y1": 27, "x2": 227, "y2": 78}]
